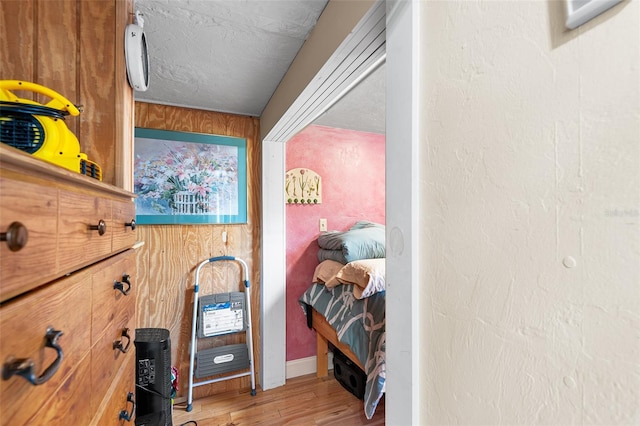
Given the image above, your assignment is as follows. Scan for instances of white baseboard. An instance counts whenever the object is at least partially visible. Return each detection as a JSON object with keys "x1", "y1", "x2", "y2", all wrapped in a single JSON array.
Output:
[{"x1": 285, "y1": 353, "x2": 334, "y2": 379}]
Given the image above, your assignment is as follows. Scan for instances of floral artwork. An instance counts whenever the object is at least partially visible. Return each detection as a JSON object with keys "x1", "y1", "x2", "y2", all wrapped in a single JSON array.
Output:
[
  {"x1": 285, "y1": 168, "x2": 321, "y2": 204},
  {"x1": 134, "y1": 128, "x2": 247, "y2": 224}
]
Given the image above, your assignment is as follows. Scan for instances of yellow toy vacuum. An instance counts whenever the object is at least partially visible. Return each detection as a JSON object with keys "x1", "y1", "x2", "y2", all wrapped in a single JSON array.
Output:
[{"x1": 0, "y1": 80, "x2": 102, "y2": 180}]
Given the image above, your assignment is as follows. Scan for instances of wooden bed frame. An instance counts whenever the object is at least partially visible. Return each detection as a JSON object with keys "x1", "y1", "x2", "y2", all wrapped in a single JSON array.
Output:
[{"x1": 311, "y1": 308, "x2": 364, "y2": 377}]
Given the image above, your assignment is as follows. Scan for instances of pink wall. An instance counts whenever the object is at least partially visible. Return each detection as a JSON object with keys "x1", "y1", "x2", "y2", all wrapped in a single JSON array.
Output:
[{"x1": 286, "y1": 124, "x2": 385, "y2": 361}]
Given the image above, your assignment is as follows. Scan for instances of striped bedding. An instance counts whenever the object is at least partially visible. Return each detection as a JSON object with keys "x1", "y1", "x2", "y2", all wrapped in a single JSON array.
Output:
[{"x1": 299, "y1": 283, "x2": 386, "y2": 419}]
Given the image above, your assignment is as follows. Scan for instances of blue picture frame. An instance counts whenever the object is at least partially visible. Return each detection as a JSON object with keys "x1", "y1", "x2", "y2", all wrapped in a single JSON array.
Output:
[{"x1": 134, "y1": 128, "x2": 247, "y2": 225}]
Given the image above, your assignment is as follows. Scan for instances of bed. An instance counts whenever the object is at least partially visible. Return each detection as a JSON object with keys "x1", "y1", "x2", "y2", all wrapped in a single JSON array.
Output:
[{"x1": 298, "y1": 221, "x2": 386, "y2": 420}]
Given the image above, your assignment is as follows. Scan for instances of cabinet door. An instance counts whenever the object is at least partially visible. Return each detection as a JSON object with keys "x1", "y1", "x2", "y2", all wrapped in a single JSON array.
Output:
[
  {"x1": 0, "y1": 271, "x2": 92, "y2": 425},
  {"x1": 0, "y1": 176, "x2": 58, "y2": 302}
]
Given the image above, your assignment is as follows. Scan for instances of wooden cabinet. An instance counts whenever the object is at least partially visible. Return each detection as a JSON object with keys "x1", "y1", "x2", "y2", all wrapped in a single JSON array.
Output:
[
  {"x1": 0, "y1": 145, "x2": 138, "y2": 425},
  {"x1": 0, "y1": 145, "x2": 137, "y2": 302}
]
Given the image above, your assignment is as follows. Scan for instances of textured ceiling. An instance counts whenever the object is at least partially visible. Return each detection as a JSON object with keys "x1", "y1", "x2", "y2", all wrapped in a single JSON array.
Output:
[{"x1": 133, "y1": 0, "x2": 385, "y2": 134}]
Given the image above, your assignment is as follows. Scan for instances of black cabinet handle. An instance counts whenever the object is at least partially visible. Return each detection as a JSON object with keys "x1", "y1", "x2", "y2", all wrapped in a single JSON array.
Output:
[
  {"x1": 125, "y1": 219, "x2": 136, "y2": 231},
  {"x1": 113, "y1": 328, "x2": 131, "y2": 353},
  {"x1": 118, "y1": 391, "x2": 136, "y2": 422},
  {"x1": 89, "y1": 219, "x2": 107, "y2": 236},
  {"x1": 1, "y1": 327, "x2": 64, "y2": 385},
  {"x1": 1, "y1": 221, "x2": 28, "y2": 252},
  {"x1": 113, "y1": 274, "x2": 131, "y2": 295}
]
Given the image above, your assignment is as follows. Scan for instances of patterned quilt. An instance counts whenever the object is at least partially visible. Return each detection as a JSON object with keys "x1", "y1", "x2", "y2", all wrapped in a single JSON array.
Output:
[{"x1": 299, "y1": 283, "x2": 386, "y2": 419}]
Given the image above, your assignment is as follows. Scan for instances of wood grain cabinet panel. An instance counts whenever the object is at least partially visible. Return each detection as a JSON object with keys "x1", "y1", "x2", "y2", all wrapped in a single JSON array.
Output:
[
  {"x1": 0, "y1": 146, "x2": 138, "y2": 426},
  {"x1": 90, "y1": 305, "x2": 135, "y2": 415},
  {"x1": 0, "y1": 271, "x2": 92, "y2": 425},
  {"x1": 90, "y1": 250, "x2": 136, "y2": 413},
  {"x1": 26, "y1": 354, "x2": 94, "y2": 426},
  {"x1": 0, "y1": 146, "x2": 138, "y2": 302},
  {"x1": 92, "y1": 352, "x2": 136, "y2": 426},
  {"x1": 112, "y1": 198, "x2": 137, "y2": 253},
  {"x1": 91, "y1": 251, "x2": 135, "y2": 345},
  {"x1": 58, "y1": 189, "x2": 113, "y2": 270},
  {"x1": 0, "y1": 175, "x2": 58, "y2": 302}
]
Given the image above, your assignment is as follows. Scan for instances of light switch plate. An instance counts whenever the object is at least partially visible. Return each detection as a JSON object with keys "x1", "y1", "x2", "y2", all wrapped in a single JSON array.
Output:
[{"x1": 319, "y1": 218, "x2": 327, "y2": 232}]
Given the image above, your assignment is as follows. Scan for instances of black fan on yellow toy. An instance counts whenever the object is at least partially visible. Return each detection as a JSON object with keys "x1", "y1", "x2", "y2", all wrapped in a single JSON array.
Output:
[{"x1": 0, "y1": 80, "x2": 102, "y2": 180}]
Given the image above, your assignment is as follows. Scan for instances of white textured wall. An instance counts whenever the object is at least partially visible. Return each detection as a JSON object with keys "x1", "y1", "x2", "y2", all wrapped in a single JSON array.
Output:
[{"x1": 421, "y1": 0, "x2": 639, "y2": 424}]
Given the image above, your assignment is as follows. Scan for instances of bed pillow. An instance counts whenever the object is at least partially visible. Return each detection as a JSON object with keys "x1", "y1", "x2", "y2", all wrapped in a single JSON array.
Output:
[
  {"x1": 317, "y1": 226, "x2": 385, "y2": 263},
  {"x1": 349, "y1": 220, "x2": 385, "y2": 230},
  {"x1": 335, "y1": 258, "x2": 386, "y2": 299},
  {"x1": 317, "y1": 248, "x2": 349, "y2": 264},
  {"x1": 312, "y1": 259, "x2": 344, "y2": 287}
]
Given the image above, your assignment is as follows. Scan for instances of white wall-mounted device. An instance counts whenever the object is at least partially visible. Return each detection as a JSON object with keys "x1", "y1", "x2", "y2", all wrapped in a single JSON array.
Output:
[{"x1": 125, "y1": 11, "x2": 150, "y2": 92}]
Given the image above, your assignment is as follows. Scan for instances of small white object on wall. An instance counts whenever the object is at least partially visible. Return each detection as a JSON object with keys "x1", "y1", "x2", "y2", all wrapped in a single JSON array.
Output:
[
  {"x1": 125, "y1": 11, "x2": 150, "y2": 91},
  {"x1": 565, "y1": 0, "x2": 623, "y2": 29}
]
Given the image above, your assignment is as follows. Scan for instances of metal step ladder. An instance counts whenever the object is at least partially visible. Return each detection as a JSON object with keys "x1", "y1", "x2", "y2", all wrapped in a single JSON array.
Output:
[{"x1": 186, "y1": 256, "x2": 256, "y2": 412}]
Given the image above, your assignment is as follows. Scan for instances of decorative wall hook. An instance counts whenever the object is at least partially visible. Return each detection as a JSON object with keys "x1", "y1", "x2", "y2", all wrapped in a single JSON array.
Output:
[{"x1": 285, "y1": 168, "x2": 322, "y2": 205}]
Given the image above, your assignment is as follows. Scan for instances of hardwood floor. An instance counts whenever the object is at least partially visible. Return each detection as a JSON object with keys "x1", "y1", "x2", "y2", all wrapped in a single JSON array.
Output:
[{"x1": 172, "y1": 374, "x2": 385, "y2": 425}]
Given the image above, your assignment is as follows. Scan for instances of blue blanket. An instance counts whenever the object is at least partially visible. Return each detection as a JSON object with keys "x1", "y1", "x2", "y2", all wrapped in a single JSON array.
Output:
[
  {"x1": 317, "y1": 221, "x2": 385, "y2": 264},
  {"x1": 299, "y1": 283, "x2": 386, "y2": 419}
]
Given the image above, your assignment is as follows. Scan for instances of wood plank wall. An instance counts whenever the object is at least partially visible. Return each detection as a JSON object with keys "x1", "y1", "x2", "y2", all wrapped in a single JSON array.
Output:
[
  {"x1": 2, "y1": 0, "x2": 263, "y2": 401},
  {"x1": 134, "y1": 102, "x2": 262, "y2": 400},
  {"x1": 0, "y1": 0, "x2": 133, "y2": 188}
]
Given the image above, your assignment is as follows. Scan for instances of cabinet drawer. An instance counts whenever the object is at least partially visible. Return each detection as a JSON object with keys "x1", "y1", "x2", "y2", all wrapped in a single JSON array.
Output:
[
  {"x1": 25, "y1": 354, "x2": 93, "y2": 426},
  {"x1": 58, "y1": 189, "x2": 113, "y2": 272},
  {"x1": 90, "y1": 293, "x2": 136, "y2": 413},
  {"x1": 112, "y1": 198, "x2": 137, "y2": 253},
  {"x1": 0, "y1": 176, "x2": 58, "y2": 302},
  {"x1": 91, "y1": 250, "x2": 135, "y2": 345},
  {"x1": 0, "y1": 271, "x2": 92, "y2": 425},
  {"x1": 92, "y1": 352, "x2": 136, "y2": 426},
  {"x1": 0, "y1": 146, "x2": 137, "y2": 302}
]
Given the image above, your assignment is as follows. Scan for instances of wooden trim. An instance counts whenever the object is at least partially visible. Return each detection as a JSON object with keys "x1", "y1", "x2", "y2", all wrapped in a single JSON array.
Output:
[
  {"x1": 285, "y1": 353, "x2": 333, "y2": 379},
  {"x1": 311, "y1": 308, "x2": 364, "y2": 378},
  {"x1": 260, "y1": 0, "x2": 383, "y2": 394},
  {"x1": 263, "y1": 0, "x2": 385, "y2": 143},
  {"x1": 115, "y1": 0, "x2": 134, "y2": 191}
]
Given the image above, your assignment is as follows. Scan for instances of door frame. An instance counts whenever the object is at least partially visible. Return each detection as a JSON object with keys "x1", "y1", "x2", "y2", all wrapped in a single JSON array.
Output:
[{"x1": 260, "y1": 1, "x2": 421, "y2": 424}]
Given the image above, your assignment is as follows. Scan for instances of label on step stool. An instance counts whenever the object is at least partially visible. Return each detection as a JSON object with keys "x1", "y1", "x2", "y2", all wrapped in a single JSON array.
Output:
[
  {"x1": 214, "y1": 354, "x2": 235, "y2": 364},
  {"x1": 202, "y1": 301, "x2": 244, "y2": 336}
]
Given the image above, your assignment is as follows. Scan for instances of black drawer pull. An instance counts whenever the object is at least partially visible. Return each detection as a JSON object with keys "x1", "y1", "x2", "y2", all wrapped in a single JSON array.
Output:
[
  {"x1": 125, "y1": 219, "x2": 136, "y2": 231},
  {"x1": 1, "y1": 327, "x2": 64, "y2": 386},
  {"x1": 119, "y1": 392, "x2": 136, "y2": 422},
  {"x1": 113, "y1": 328, "x2": 131, "y2": 353},
  {"x1": 113, "y1": 274, "x2": 131, "y2": 295},
  {"x1": 88, "y1": 219, "x2": 107, "y2": 236},
  {"x1": 1, "y1": 221, "x2": 28, "y2": 252}
]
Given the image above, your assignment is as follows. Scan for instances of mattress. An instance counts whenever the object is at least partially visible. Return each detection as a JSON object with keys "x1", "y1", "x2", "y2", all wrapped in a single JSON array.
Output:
[{"x1": 299, "y1": 283, "x2": 385, "y2": 419}]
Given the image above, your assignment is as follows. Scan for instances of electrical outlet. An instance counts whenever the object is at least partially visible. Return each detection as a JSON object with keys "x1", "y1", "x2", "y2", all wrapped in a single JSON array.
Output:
[{"x1": 319, "y1": 218, "x2": 327, "y2": 232}]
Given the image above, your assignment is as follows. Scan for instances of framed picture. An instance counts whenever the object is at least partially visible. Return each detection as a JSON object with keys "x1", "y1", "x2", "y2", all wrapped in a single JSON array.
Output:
[
  {"x1": 134, "y1": 128, "x2": 247, "y2": 225},
  {"x1": 565, "y1": 0, "x2": 623, "y2": 29}
]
